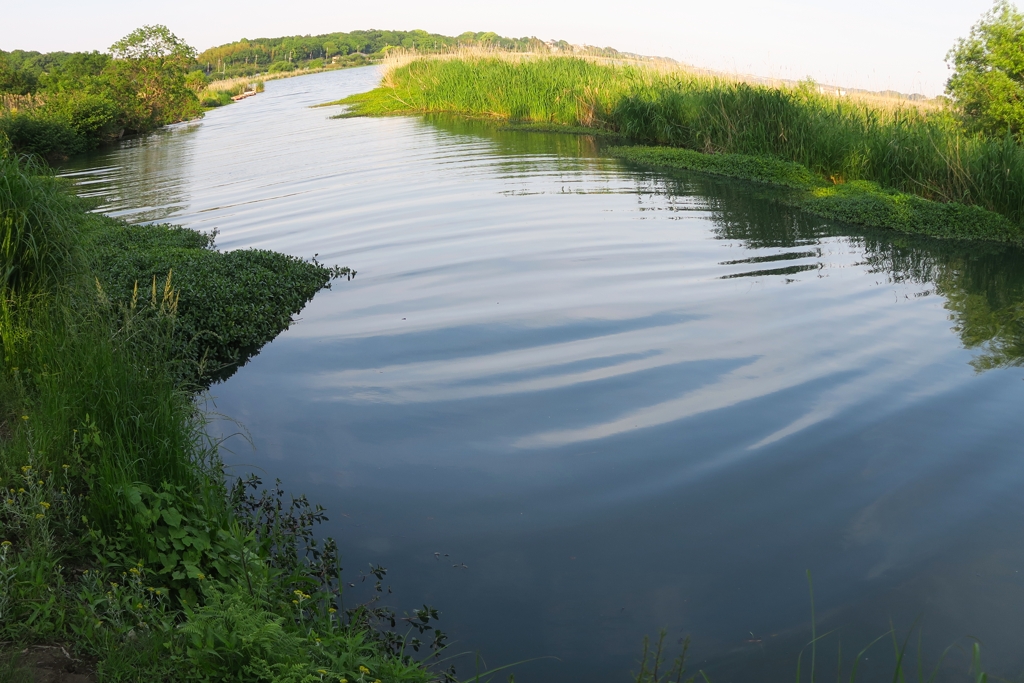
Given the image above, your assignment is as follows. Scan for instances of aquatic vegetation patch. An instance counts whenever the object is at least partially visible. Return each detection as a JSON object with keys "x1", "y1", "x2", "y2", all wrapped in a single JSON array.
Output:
[
  {"x1": 608, "y1": 146, "x2": 820, "y2": 189},
  {"x1": 83, "y1": 217, "x2": 353, "y2": 378},
  {"x1": 610, "y1": 145, "x2": 1024, "y2": 244}
]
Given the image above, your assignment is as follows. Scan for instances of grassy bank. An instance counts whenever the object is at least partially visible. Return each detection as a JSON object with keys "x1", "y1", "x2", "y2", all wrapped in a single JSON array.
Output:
[
  {"x1": 0, "y1": 146, "x2": 444, "y2": 681},
  {"x1": 336, "y1": 53, "x2": 1024, "y2": 244}
]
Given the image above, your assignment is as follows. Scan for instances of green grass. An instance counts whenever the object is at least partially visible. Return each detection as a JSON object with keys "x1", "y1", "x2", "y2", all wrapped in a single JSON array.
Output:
[
  {"x1": 336, "y1": 55, "x2": 1024, "y2": 243},
  {"x1": 0, "y1": 146, "x2": 441, "y2": 681}
]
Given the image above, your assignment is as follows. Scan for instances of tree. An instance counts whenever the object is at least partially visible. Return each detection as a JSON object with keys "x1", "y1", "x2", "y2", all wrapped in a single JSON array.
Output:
[
  {"x1": 104, "y1": 25, "x2": 201, "y2": 131},
  {"x1": 0, "y1": 52, "x2": 34, "y2": 95},
  {"x1": 946, "y1": 1, "x2": 1024, "y2": 137},
  {"x1": 110, "y1": 24, "x2": 197, "y2": 62}
]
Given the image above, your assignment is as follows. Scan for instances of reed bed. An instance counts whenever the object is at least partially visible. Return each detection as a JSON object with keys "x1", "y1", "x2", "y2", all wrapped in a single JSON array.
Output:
[
  {"x1": 347, "y1": 52, "x2": 1024, "y2": 227},
  {"x1": 0, "y1": 94, "x2": 46, "y2": 114},
  {"x1": 205, "y1": 73, "x2": 282, "y2": 92}
]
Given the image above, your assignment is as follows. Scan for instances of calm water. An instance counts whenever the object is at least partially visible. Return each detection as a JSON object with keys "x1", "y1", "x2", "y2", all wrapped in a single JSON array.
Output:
[{"x1": 63, "y1": 67, "x2": 1024, "y2": 681}]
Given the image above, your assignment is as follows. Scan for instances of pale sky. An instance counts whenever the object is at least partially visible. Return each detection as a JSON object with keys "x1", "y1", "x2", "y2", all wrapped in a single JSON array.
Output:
[{"x1": 3, "y1": 0, "x2": 997, "y2": 96}]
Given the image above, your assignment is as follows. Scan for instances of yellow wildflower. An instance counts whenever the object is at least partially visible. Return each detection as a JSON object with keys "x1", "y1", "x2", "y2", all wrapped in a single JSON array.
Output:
[
  {"x1": 39, "y1": 502, "x2": 50, "y2": 509},
  {"x1": 196, "y1": 573, "x2": 205, "y2": 581},
  {"x1": 35, "y1": 513, "x2": 44, "y2": 519},
  {"x1": 317, "y1": 670, "x2": 327, "y2": 675},
  {"x1": 1, "y1": 540, "x2": 11, "y2": 547},
  {"x1": 20, "y1": 466, "x2": 29, "y2": 472},
  {"x1": 358, "y1": 666, "x2": 370, "y2": 674},
  {"x1": 328, "y1": 607, "x2": 337, "y2": 613}
]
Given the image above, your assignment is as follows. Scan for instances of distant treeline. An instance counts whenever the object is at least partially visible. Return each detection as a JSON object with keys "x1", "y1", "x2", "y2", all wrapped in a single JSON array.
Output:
[
  {"x1": 0, "y1": 49, "x2": 112, "y2": 95},
  {"x1": 195, "y1": 29, "x2": 631, "y2": 79}
]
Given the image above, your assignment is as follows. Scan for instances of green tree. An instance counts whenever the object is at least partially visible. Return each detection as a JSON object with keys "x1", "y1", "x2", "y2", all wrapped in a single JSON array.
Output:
[
  {"x1": 0, "y1": 52, "x2": 34, "y2": 94},
  {"x1": 946, "y1": 1, "x2": 1024, "y2": 136},
  {"x1": 36, "y1": 51, "x2": 110, "y2": 92},
  {"x1": 103, "y1": 25, "x2": 201, "y2": 132}
]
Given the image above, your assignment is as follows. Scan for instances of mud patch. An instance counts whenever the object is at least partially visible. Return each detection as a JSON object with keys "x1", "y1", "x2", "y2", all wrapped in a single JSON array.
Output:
[{"x1": 7, "y1": 645, "x2": 95, "y2": 683}]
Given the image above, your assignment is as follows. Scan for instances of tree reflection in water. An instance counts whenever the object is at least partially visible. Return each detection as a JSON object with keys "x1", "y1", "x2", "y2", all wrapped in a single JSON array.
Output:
[{"x1": 641, "y1": 170, "x2": 1024, "y2": 372}]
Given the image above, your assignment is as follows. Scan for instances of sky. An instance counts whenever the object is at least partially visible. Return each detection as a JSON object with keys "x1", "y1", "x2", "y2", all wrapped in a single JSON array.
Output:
[{"x1": 2, "y1": 0, "x2": 998, "y2": 96}]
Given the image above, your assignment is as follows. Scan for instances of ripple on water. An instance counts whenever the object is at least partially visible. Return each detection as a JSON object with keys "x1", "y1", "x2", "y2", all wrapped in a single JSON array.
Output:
[{"x1": 61, "y1": 66, "x2": 1024, "y2": 683}]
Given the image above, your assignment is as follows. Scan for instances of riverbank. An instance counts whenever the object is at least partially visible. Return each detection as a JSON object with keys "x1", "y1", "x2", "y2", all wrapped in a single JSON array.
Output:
[
  {"x1": 335, "y1": 52, "x2": 1024, "y2": 245},
  {"x1": 0, "y1": 146, "x2": 440, "y2": 681},
  {"x1": 199, "y1": 57, "x2": 373, "y2": 108}
]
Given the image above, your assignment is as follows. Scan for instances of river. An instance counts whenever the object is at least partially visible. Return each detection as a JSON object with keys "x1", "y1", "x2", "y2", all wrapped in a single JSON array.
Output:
[{"x1": 62, "y1": 66, "x2": 1024, "y2": 682}]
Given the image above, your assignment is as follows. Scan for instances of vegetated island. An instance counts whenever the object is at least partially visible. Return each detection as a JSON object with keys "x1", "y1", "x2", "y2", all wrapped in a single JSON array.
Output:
[
  {"x1": 334, "y1": 11, "x2": 1024, "y2": 247},
  {"x1": 0, "y1": 25, "x2": 451, "y2": 683}
]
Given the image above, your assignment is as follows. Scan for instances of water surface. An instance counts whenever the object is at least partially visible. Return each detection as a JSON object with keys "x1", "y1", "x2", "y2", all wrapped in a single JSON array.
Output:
[{"x1": 63, "y1": 67, "x2": 1024, "y2": 682}]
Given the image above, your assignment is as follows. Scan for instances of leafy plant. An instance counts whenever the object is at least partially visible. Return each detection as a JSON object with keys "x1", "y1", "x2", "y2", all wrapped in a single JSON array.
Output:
[{"x1": 946, "y1": 1, "x2": 1024, "y2": 137}]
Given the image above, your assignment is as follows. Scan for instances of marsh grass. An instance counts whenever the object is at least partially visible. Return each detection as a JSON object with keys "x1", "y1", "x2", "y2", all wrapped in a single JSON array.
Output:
[
  {"x1": 338, "y1": 52, "x2": 1024, "y2": 235},
  {"x1": 637, "y1": 572, "x2": 992, "y2": 683},
  {"x1": 0, "y1": 153, "x2": 80, "y2": 292}
]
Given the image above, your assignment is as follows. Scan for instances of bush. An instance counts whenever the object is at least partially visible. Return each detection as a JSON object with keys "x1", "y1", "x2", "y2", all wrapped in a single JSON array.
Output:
[
  {"x1": 946, "y1": 0, "x2": 1024, "y2": 137},
  {"x1": 199, "y1": 90, "x2": 232, "y2": 108},
  {"x1": 0, "y1": 114, "x2": 86, "y2": 159},
  {"x1": 42, "y1": 91, "x2": 120, "y2": 141}
]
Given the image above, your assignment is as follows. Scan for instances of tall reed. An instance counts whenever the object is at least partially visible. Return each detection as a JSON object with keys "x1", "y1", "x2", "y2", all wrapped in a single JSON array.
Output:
[
  {"x1": 0, "y1": 150, "x2": 79, "y2": 292},
  {"x1": 351, "y1": 53, "x2": 1024, "y2": 225}
]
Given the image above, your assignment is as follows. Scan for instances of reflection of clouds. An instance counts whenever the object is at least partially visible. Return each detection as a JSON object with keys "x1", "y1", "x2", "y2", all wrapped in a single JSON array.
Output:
[{"x1": 309, "y1": 293, "x2": 958, "y2": 450}]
